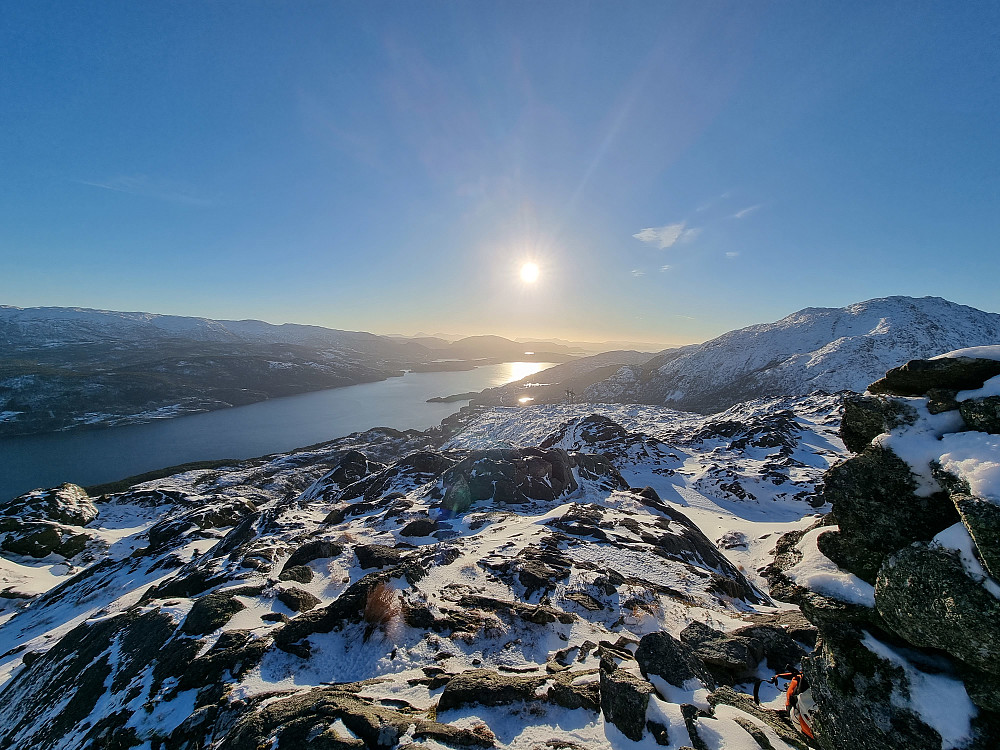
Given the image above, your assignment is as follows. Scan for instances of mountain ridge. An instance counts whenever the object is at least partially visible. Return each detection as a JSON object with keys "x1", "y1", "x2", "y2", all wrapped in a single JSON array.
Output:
[{"x1": 584, "y1": 296, "x2": 1000, "y2": 413}]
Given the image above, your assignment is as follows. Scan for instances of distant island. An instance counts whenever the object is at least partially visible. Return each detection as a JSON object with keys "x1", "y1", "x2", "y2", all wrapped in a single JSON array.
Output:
[{"x1": 426, "y1": 392, "x2": 480, "y2": 403}]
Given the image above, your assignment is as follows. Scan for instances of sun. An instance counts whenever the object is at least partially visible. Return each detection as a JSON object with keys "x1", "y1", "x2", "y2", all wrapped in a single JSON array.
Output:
[{"x1": 520, "y1": 262, "x2": 539, "y2": 283}]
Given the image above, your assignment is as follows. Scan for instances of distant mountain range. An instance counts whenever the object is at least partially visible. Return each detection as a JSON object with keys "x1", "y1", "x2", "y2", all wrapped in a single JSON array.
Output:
[
  {"x1": 583, "y1": 296, "x2": 1000, "y2": 412},
  {"x1": 0, "y1": 306, "x2": 576, "y2": 436}
]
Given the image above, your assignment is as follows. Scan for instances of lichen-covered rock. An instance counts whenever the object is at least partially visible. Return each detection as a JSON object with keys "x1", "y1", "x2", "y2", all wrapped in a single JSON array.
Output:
[
  {"x1": 599, "y1": 666, "x2": 656, "y2": 742},
  {"x1": 840, "y1": 394, "x2": 917, "y2": 454},
  {"x1": 635, "y1": 631, "x2": 714, "y2": 689},
  {"x1": 868, "y1": 357, "x2": 1000, "y2": 397},
  {"x1": 875, "y1": 542, "x2": 1000, "y2": 673},
  {"x1": 278, "y1": 564, "x2": 314, "y2": 583},
  {"x1": 355, "y1": 544, "x2": 407, "y2": 569},
  {"x1": 959, "y1": 395, "x2": 1000, "y2": 433},
  {"x1": 0, "y1": 521, "x2": 93, "y2": 559},
  {"x1": 820, "y1": 447, "x2": 959, "y2": 582},
  {"x1": 399, "y1": 517, "x2": 438, "y2": 537}
]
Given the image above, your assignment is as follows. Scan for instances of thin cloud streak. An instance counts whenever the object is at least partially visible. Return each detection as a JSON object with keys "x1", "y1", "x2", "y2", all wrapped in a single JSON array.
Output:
[
  {"x1": 77, "y1": 175, "x2": 214, "y2": 207},
  {"x1": 633, "y1": 221, "x2": 700, "y2": 249},
  {"x1": 731, "y1": 204, "x2": 761, "y2": 219}
]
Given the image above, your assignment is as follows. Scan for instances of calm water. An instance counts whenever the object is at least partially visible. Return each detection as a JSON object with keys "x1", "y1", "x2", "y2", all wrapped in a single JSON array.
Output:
[{"x1": 0, "y1": 362, "x2": 554, "y2": 501}]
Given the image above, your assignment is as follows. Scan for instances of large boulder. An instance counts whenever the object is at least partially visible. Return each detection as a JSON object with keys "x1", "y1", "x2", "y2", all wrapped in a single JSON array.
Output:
[
  {"x1": 599, "y1": 665, "x2": 657, "y2": 742},
  {"x1": 820, "y1": 447, "x2": 959, "y2": 582},
  {"x1": 875, "y1": 542, "x2": 1000, "y2": 673},
  {"x1": 679, "y1": 622, "x2": 761, "y2": 683},
  {"x1": 840, "y1": 394, "x2": 916, "y2": 454},
  {"x1": 635, "y1": 631, "x2": 714, "y2": 689},
  {"x1": 440, "y1": 447, "x2": 580, "y2": 513},
  {"x1": 868, "y1": 357, "x2": 1000, "y2": 397},
  {"x1": 804, "y1": 629, "x2": 996, "y2": 750}
]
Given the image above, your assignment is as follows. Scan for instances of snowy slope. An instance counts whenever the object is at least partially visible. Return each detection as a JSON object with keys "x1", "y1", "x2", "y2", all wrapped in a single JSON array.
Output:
[
  {"x1": 585, "y1": 296, "x2": 1000, "y2": 413},
  {"x1": 0, "y1": 396, "x2": 844, "y2": 750}
]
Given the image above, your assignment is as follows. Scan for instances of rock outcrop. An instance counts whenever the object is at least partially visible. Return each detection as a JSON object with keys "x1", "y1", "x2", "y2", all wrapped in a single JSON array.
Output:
[{"x1": 765, "y1": 350, "x2": 1000, "y2": 749}]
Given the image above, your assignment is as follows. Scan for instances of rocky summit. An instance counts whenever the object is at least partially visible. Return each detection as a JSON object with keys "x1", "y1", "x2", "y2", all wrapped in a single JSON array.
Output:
[
  {"x1": 0, "y1": 360, "x2": 997, "y2": 750},
  {"x1": 764, "y1": 347, "x2": 1000, "y2": 749}
]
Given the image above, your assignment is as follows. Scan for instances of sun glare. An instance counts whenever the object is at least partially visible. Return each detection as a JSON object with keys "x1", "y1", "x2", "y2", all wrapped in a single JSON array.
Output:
[{"x1": 520, "y1": 262, "x2": 539, "y2": 283}]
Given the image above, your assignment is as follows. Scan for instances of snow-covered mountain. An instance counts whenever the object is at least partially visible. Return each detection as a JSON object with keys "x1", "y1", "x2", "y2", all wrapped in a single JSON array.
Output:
[
  {"x1": 585, "y1": 296, "x2": 1000, "y2": 413},
  {"x1": 0, "y1": 305, "x2": 425, "y2": 358}
]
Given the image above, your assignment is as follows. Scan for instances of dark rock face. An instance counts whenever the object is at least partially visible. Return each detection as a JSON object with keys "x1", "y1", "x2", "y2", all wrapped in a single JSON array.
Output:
[
  {"x1": 437, "y1": 669, "x2": 544, "y2": 711},
  {"x1": 146, "y1": 498, "x2": 258, "y2": 550},
  {"x1": 399, "y1": 517, "x2": 438, "y2": 537},
  {"x1": 804, "y1": 632, "x2": 970, "y2": 750},
  {"x1": 440, "y1": 448, "x2": 580, "y2": 512},
  {"x1": 875, "y1": 543, "x2": 1000, "y2": 673},
  {"x1": 868, "y1": 356, "x2": 1000, "y2": 397},
  {"x1": 599, "y1": 666, "x2": 656, "y2": 742},
  {"x1": 727, "y1": 623, "x2": 805, "y2": 671},
  {"x1": 0, "y1": 609, "x2": 175, "y2": 750},
  {"x1": 283, "y1": 539, "x2": 344, "y2": 569},
  {"x1": 820, "y1": 447, "x2": 958, "y2": 582},
  {"x1": 0, "y1": 484, "x2": 99, "y2": 560},
  {"x1": 181, "y1": 592, "x2": 246, "y2": 635},
  {"x1": 355, "y1": 544, "x2": 407, "y2": 570},
  {"x1": 277, "y1": 587, "x2": 322, "y2": 613},
  {"x1": 220, "y1": 686, "x2": 493, "y2": 750},
  {"x1": 679, "y1": 622, "x2": 761, "y2": 683},
  {"x1": 330, "y1": 450, "x2": 373, "y2": 486},
  {"x1": 635, "y1": 631, "x2": 714, "y2": 689},
  {"x1": 278, "y1": 564, "x2": 313, "y2": 583}
]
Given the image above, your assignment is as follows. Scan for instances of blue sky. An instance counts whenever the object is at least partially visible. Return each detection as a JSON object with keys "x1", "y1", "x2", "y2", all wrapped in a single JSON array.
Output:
[{"x1": 2, "y1": 1, "x2": 998, "y2": 344}]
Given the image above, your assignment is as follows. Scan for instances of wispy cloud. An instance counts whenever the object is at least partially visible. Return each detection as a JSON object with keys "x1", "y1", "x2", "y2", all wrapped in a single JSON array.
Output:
[
  {"x1": 725, "y1": 251, "x2": 740, "y2": 258},
  {"x1": 633, "y1": 221, "x2": 700, "y2": 249},
  {"x1": 730, "y1": 204, "x2": 761, "y2": 219},
  {"x1": 78, "y1": 175, "x2": 214, "y2": 207},
  {"x1": 631, "y1": 269, "x2": 646, "y2": 277},
  {"x1": 659, "y1": 264, "x2": 672, "y2": 272}
]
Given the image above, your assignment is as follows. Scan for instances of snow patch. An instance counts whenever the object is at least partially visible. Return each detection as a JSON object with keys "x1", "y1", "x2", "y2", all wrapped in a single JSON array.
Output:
[
  {"x1": 932, "y1": 523, "x2": 1000, "y2": 599},
  {"x1": 785, "y1": 526, "x2": 875, "y2": 607},
  {"x1": 862, "y1": 632, "x2": 977, "y2": 750}
]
